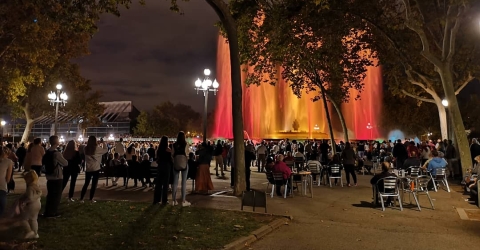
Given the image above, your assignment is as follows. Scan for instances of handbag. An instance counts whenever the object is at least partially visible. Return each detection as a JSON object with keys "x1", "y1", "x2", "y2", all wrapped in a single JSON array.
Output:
[{"x1": 174, "y1": 155, "x2": 188, "y2": 171}]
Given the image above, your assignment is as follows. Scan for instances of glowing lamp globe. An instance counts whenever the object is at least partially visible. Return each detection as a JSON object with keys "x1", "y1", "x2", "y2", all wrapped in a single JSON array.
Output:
[
  {"x1": 212, "y1": 79, "x2": 219, "y2": 89},
  {"x1": 56, "y1": 83, "x2": 63, "y2": 90},
  {"x1": 195, "y1": 78, "x2": 202, "y2": 87},
  {"x1": 204, "y1": 69, "x2": 211, "y2": 76}
]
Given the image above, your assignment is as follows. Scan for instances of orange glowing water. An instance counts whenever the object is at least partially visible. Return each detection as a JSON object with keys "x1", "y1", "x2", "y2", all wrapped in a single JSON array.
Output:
[{"x1": 212, "y1": 36, "x2": 382, "y2": 140}]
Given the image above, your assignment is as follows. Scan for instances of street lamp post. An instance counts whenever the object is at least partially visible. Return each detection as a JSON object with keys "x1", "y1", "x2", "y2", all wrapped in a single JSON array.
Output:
[
  {"x1": 194, "y1": 69, "x2": 219, "y2": 143},
  {"x1": 48, "y1": 83, "x2": 68, "y2": 136},
  {"x1": 442, "y1": 99, "x2": 451, "y2": 140},
  {"x1": 0, "y1": 120, "x2": 6, "y2": 145}
]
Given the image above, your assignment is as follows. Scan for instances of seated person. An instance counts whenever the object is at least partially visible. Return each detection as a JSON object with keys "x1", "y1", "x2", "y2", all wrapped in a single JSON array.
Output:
[
  {"x1": 403, "y1": 151, "x2": 421, "y2": 171},
  {"x1": 370, "y1": 162, "x2": 397, "y2": 205},
  {"x1": 425, "y1": 150, "x2": 447, "y2": 175},
  {"x1": 265, "y1": 156, "x2": 275, "y2": 172},
  {"x1": 294, "y1": 150, "x2": 305, "y2": 158},
  {"x1": 283, "y1": 151, "x2": 294, "y2": 163},
  {"x1": 273, "y1": 154, "x2": 293, "y2": 196},
  {"x1": 327, "y1": 154, "x2": 342, "y2": 185},
  {"x1": 306, "y1": 155, "x2": 322, "y2": 183},
  {"x1": 468, "y1": 178, "x2": 478, "y2": 205}
]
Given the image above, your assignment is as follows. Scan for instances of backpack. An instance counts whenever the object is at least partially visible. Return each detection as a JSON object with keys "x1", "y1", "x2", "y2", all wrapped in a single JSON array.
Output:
[{"x1": 42, "y1": 150, "x2": 56, "y2": 175}]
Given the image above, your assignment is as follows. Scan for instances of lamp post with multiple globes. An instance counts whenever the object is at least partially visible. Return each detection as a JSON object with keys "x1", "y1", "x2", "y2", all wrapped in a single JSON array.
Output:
[
  {"x1": 194, "y1": 69, "x2": 219, "y2": 143},
  {"x1": 48, "y1": 83, "x2": 68, "y2": 136}
]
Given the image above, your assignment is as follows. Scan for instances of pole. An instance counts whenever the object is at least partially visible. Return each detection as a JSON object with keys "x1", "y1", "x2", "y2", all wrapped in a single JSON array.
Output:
[
  {"x1": 54, "y1": 99, "x2": 59, "y2": 136},
  {"x1": 203, "y1": 90, "x2": 209, "y2": 143}
]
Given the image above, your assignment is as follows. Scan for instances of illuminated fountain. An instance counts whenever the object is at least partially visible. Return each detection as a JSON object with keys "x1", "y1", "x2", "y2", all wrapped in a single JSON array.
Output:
[{"x1": 212, "y1": 36, "x2": 382, "y2": 140}]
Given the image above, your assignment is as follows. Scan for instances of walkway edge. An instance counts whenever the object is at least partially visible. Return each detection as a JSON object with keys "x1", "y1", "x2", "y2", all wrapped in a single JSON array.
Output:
[{"x1": 223, "y1": 217, "x2": 291, "y2": 250}]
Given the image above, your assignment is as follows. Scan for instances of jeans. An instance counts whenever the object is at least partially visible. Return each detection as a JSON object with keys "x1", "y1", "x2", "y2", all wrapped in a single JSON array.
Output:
[
  {"x1": 344, "y1": 164, "x2": 357, "y2": 184},
  {"x1": 62, "y1": 166, "x2": 79, "y2": 199},
  {"x1": 257, "y1": 154, "x2": 266, "y2": 172},
  {"x1": 44, "y1": 179, "x2": 63, "y2": 216},
  {"x1": 0, "y1": 190, "x2": 7, "y2": 216},
  {"x1": 153, "y1": 166, "x2": 171, "y2": 205},
  {"x1": 172, "y1": 166, "x2": 189, "y2": 203},
  {"x1": 80, "y1": 170, "x2": 100, "y2": 200}
]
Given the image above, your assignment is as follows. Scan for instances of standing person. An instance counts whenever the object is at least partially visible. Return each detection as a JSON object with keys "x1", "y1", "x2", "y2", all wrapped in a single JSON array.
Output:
[
  {"x1": 30, "y1": 138, "x2": 45, "y2": 177},
  {"x1": 195, "y1": 143, "x2": 214, "y2": 194},
  {"x1": 43, "y1": 135, "x2": 68, "y2": 218},
  {"x1": 153, "y1": 136, "x2": 173, "y2": 205},
  {"x1": 115, "y1": 138, "x2": 126, "y2": 158},
  {"x1": 341, "y1": 142, "x2": 357, "y2": 187},
  {"x1": 214, "y1": 140, "x2": 224, "y2": 177},
  {"x1": 0, "y1": 146, "x2": 13, "y2": 216},
  {"x1": 392, "y1": 139, "x2": 408, "y2": 169},
  {"x1": 256, "y1": 142, "x2": 267, "y2": 172},
  {"x1": 445, "y1": 140, "x2": 457, "y2": 178},
  {"x1": 62, "y1": 140, "x2": 82, "y2": 201},
  {"x1": 80, "y1": 136, "x2": 107, "y2": 203},
  {"x1": 140, "y1": 154, "x2": 153, "y2": 187},
  {"x1": 16, "y1": 143, "x2": 27, "y2": 172},
  {"x1": 171, "y1": 131, "x2": 190, "y2": 207},
  {"x1": 23, "y1": 143, "x2": 34, "y2": 172}
]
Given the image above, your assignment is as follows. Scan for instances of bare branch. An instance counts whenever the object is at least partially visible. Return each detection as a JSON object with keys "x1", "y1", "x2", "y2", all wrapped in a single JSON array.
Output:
[
  {"x1": 401, "y1": 0, "x2": 443, "y2": 67},
  {"x1": 455, "y1": 73, "x2": 474, "y2": 95},
  {"x1": 446, "y1": 5, "x2": 464, "y2": 62},
  {"x1": 401, "y1": 89, "x2": 436, "y2": 103},
  {"x1": 442, "y1": 6, "x2": 454, "y2": 60}
]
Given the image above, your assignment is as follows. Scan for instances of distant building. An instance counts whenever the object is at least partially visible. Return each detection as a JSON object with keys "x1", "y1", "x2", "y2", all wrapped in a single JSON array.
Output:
[{"x1": 9, "y1": 101, "x2": 139, "y2": 141}]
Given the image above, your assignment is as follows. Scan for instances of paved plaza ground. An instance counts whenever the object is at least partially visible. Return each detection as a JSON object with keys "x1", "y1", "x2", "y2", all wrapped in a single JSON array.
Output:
[{"x1": 8, "y1": 164, "x2": 480, "y2": 250}]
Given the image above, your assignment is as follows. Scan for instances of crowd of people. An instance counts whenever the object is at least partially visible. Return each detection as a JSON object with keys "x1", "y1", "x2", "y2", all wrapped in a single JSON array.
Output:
[{"x1": 1, "y1": 135, "x2": 480, "y2": 218}]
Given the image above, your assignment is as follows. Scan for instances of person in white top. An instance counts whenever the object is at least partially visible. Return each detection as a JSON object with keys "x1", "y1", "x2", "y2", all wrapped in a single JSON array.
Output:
[
  {"x1": 80, "y1": 136, "x2": 107, "y2": 203},
  {"x1": 115, "y1": 138, "x2": 125, "y2": 157},
  {"x1": 256, "y1": 142, "x2": 268, "y2": 172},
  {"x1": 0, "y1": 146, "x2": 13, "y2": 216}
]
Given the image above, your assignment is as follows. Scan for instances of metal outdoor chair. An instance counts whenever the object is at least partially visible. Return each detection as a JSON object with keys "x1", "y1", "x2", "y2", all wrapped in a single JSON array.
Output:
[
  {"x1": 272, "y1": 172, "x2": 289, "y2": 198},
  {"x1": 265, "y1": 172, "x2": 276, "y2": 198},
  {"x1": 409, "y1": 175, "x2": 435, "y2": 211},
  {"x1": 307, "y1": 162, "x2": 322, "y2": 186},
  {"x1": 408, "y1": 166, "x2": 421, "y2": 177},
  {"x1": 329, "y1": 164, "x2": 343, "y2": 187},
  {"x1": 430, "y1": 168, "x2": 451, "y2": 192},
  {"x1": 376, "y1": 176, "x2": 403, "y2": 211}
]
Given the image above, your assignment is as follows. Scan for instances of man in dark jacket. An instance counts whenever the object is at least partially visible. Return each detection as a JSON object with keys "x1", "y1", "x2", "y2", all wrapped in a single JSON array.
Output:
[
  {"x1": 403, "y1": 151, "x2": 421, "y2": 170},
  {"x1": 392, "y1": 139, "x2": 408, "y2": 169}
]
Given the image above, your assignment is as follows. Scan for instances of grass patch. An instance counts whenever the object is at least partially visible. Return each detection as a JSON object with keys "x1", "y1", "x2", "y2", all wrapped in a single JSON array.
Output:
[{"x1": 1, "y1": 195, "x2": 275, "y2": 250}]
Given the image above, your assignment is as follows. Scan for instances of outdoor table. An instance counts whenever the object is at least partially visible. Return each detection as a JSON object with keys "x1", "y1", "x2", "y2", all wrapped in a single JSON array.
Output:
[
  {"x1": 398, "y1": 176, "x2": 423, "y2": 204},
  {"x1": 291, "y1": 171, "x2": 313, "y2": 198}
]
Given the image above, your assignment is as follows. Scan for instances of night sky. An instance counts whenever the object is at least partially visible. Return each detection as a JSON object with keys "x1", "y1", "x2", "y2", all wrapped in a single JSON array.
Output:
[
  {"x1": 77, "y1": 0, "x2": 480, "y2": 114},
  {"x1": 77, "y1": 1, "x2": 219, "y2": 112}
]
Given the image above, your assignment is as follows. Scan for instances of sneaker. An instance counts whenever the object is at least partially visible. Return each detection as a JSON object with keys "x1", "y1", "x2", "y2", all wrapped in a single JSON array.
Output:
[
  {"x1": 171, "y1": 201, "x2": 178, "y2": 206},
  {"x1": 354, "y1": 183, "x2": 357, "y2": 187},
  {"x1": 68, "y1": 198, "x2": 75, "y2": 202},
  {"x1": 79, "y1": 200, "x2": 85, "y2": 203},
  {"x1": 90, "y1": 200, "x2": 97, "y2": 203},
  {"x1": 182, "y1": 201, "x2": 191, "y2": 207},
  {"x1": 45, "y1": 213, "x2": 61, "y2": 218}
]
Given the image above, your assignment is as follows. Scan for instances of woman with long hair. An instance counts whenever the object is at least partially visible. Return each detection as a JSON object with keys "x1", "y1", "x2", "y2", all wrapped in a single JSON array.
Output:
[
  {"x1": 153, "y1": 136, "x2": 173, "y2": 205},
  {"x1": 62, "y1": 140, "x2": 82, "y2": 201},
  {"x1": 172, "y1": 131, "x2": 190, "y2": 206},
  {"x1": 80, "y1": 136, "x2": 107, "y2": 203},
  {"x1": 0, "y1": 146, "x2": 13, "y2": 216},
  {"x1": 195, "y1": 143, "x2": 214, "y2": 194},
  {"x1": 341, "y1": 142, "x2": 357, "y2": 187}
]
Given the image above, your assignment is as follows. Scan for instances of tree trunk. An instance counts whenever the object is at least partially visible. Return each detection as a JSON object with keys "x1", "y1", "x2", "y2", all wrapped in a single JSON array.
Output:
[
  {"x1": 433, "y1": 98, "x2": 448, "y2": 140},
  {"x1": 21, "y1": 103, "x2": 34, "y2": 143},
  {"x1": 320, "y1": 85, "x2": 336, "y2": 154},
  {"x1": 324, "y1": 92, "x2": 349, "y2": 142},
  {"x1": 439, "y1": 68, "x2": 472, "y2": 175},
  {"x1": 205, "y1": 0, "x2": 246, "y2": 196}
]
